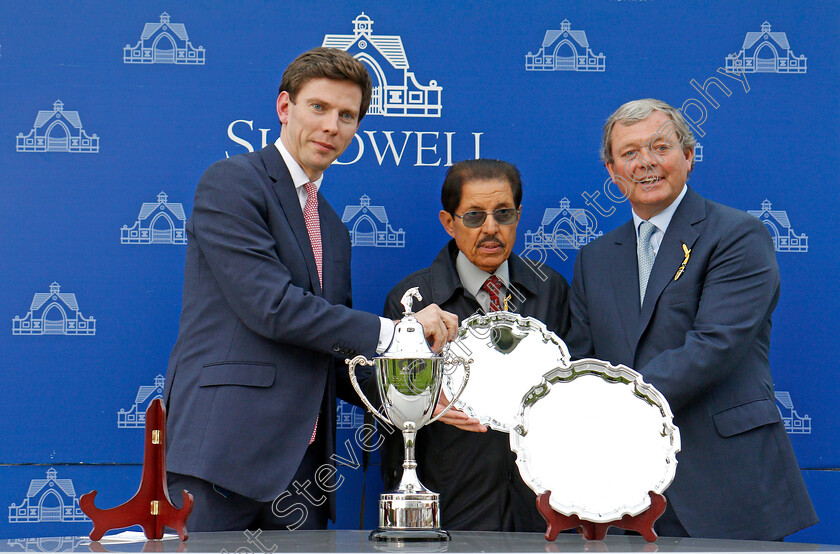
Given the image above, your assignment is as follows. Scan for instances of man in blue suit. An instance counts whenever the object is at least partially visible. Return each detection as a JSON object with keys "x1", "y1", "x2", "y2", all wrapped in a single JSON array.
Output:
[
  {"x1": 163, "y1": 48, "x2": 457, "y2": 532},
  {"x1": 566, "y1": 98, "x2": 816, "y2": 540}
]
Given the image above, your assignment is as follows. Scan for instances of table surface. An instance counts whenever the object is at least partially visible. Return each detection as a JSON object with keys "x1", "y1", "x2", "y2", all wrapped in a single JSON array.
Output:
[{"x1": 3, "y1": 531, "x2": 840, "y2": 554}]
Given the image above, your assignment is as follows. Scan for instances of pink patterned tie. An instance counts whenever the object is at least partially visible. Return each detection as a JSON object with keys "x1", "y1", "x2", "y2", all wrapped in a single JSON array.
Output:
[
  {"x1": 309, "y1": 414, "x2": 319, "y2": 446},
  {"x1": 482, "y1": 275, "x2": 504, "y2": 312},
  {"x1": 303, "y1": 181, "x2": 323, "y2": 287},
  {"x1": 303, "y1": 181, "x2": 322, "y2": 445}
]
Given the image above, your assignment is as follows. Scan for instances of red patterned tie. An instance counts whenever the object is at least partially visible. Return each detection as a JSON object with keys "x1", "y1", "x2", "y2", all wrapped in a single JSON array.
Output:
[
  {"x1": 303, "y1": 181, "x2": 323, "y2": 287},
  {"x1": 482, "y1": 275, "x2": 504, "y2": 312},
  {"x1": 303, "y1": 182, "x2": 322, "y2": 445},
  {"x1": 309, "y1": 414, "x2": 319, "y2": 446}
]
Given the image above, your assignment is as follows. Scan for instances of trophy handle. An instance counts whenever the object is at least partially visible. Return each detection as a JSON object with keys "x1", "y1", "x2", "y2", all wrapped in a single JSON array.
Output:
[
  {"x1": 428, "y1": 356, "x2": 472, "y2": 424},
  {"x1": 346, "y1": 355, "x2": 395, "y2": 428}
]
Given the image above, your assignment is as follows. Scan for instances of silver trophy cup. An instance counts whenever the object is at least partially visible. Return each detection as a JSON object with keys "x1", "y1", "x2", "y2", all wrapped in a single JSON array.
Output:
[{"x1": 347, "y1": 288, "x2": 470, "y2": 542}]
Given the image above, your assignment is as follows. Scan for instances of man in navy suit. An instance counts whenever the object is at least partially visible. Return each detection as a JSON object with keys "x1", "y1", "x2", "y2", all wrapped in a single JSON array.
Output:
[
  {"x1": 566, "y1": 98, "x2": 816, "y2": 540},
  {"x1": 163, "y1": 47, "x2": 457, "y2": 532}
]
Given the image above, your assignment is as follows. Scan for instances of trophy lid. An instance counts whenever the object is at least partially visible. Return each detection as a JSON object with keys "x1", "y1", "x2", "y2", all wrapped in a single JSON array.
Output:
[{"x1": 381, "y1": 288, "x2": 436, "y2": 358}]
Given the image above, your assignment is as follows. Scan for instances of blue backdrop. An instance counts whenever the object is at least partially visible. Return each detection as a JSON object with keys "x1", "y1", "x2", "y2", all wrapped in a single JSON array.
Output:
[{"x1": 1, "y1": 0, "x2": 838, "y2": 545}]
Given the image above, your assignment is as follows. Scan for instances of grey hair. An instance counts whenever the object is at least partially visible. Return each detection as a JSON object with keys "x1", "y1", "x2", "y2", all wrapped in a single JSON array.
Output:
[{"x1": 601, "y1": 98, "x2": 696, "y2": 169}]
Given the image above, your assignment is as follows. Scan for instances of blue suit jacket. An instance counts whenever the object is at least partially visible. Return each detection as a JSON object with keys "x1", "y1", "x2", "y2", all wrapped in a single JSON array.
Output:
[
  {"x1": 163, "y1": 145, "x2": 380, "y2": 510},
  {"x1": 566, "y1": 187, "x2": 816, "y2": 539}
]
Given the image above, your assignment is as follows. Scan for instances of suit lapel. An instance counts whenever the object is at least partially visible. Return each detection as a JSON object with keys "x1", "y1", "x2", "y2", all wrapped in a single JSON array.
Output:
[
  {"x1": 319, "y1": 197, "x2": 340, "y2": 304},
  {"x1": 636, "y1": 188, "x2": 705, "y2": 343},
  {"x1": 260, "y1": 145, "x2": 323, "y2": 296},
  {"x1": 609, "y1": 220, "x2": 640, "y2": 355}
]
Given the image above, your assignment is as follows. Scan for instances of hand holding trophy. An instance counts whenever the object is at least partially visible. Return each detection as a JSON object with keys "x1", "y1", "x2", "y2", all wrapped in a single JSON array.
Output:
[{"x1": 347, "y1": 287, "x2": 470, "y2": 541}]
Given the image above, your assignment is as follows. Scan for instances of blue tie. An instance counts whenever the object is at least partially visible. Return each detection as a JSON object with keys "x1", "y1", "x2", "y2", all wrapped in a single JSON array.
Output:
[{"x1": 637, "y1": 221, "x2": 656, "y2": 307}]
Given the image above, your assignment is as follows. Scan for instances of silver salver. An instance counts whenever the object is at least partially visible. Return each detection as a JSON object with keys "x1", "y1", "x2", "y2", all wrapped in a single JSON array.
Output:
[
  {"x1": 347, "y1": 288, "x2": 470, "y2": 542},
  {"x1": 442, "y1": 311, "x2": 569, "y2": 432},
  {"x1": 510, "y1": 359, "x2": 681, "y2": 523}
]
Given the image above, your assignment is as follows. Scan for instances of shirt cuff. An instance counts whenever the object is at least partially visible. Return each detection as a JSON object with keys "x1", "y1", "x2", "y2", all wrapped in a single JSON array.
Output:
[{"x1": 377, "y1": 317, "x2": 396, "y2": 354}]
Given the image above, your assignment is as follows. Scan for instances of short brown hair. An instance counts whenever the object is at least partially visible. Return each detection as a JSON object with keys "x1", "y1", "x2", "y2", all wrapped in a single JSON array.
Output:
[{"x1": 279, "y1": 47, "x2": 373, "y2": 121}]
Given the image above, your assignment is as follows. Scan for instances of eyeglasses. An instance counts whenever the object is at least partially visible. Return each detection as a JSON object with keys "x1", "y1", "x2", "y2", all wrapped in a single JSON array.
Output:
[{"x1": 454, "y1": 208, "x2": 520, "y2": 228}]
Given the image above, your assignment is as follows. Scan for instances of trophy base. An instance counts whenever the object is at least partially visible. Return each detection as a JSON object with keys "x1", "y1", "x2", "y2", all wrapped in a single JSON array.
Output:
[
  {"x1": 371, "y1": 492, "x2": 450, "y2": 542},
  {"x1": 369, "y1": 528, "x2": 451, "y2": 542}
]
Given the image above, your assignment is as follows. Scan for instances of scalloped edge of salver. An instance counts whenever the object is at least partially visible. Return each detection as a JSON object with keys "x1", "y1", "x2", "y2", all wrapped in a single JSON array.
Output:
[
  {"x1": 510, "y1": 358, "x2": 681, "y2": 523},
  {"x1": 441, "y1": 311, "x2": 570, "y2": 432}
]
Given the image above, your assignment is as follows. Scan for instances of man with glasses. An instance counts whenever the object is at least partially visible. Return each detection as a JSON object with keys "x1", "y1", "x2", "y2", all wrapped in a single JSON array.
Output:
[{"x1": 379, "y1": 158, "x2": 571, "y2": 531}]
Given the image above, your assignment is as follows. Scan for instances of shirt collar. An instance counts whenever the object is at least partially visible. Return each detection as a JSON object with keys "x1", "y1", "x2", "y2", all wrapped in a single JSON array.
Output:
[
  {"x1": 455, "y1": 251, "x2": 510, "y2": 298},
  {"x1": 275, "y1": 137, "x2": 323, "y2": 192},
  {"x1": 632, "y1": 183, "x2": 687, "y2": 236}
]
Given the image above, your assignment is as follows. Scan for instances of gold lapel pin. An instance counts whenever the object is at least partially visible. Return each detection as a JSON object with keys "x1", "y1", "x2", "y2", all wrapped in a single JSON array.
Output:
[{"x1": 674, "y1": 243, "x2": 691, "y2": 281}]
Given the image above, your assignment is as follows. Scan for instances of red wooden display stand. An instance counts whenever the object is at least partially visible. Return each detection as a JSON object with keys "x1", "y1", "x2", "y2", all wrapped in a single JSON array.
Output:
[
  {"x1": 80, "y1": 399, "x2": 193, "y2": 541},
  {"x1": 537, "y1": 490, "x2": 666, "y2": 542}
]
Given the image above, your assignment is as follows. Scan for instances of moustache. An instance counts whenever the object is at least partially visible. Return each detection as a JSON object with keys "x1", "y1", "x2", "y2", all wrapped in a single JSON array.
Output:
[{"x1": 478, "y1": 235, "x2": 505, "y2": 249}]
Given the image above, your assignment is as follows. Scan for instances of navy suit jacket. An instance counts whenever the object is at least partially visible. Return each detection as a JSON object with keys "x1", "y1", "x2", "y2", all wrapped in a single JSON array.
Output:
[
  {"x1": 163, "y1": 145, "x2": 381, "y2": 511},
  {"x1": 566, "y1": 187, "x2": 816, "y2": 539}
]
